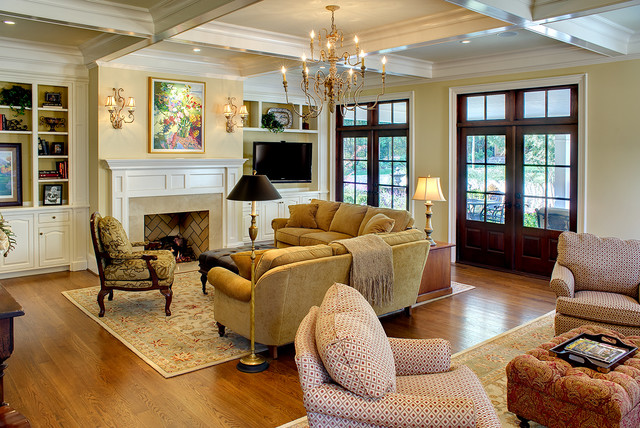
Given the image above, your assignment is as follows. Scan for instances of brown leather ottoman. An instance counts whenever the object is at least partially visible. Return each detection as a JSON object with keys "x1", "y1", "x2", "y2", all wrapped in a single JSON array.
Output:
[{"x1": 506, "y1": 325, "x2": 640, "y2": 428}]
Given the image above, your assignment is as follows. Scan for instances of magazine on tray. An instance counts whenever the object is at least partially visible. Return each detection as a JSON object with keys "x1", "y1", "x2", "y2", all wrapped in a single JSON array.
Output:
[{"x1": 564, "y1": 338, "x2": 627, "y2": 364}]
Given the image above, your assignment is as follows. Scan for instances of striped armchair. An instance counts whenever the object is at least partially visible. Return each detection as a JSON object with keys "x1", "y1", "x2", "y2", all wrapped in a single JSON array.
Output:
[
  {"x1": 551, "y1": 231, "x2": 640, "y2": 336},
  {"x1": 294, "y1": 283, "x2": 500, "y2": 427}
]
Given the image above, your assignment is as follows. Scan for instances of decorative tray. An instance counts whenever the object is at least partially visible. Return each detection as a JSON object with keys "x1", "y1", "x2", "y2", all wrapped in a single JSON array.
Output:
[
  {"x1": 549, "y1": 332, "x2": 637, "y2": 373},
  {"x1": 267, "y1": 108, "x2": 293, "y2": 129}
]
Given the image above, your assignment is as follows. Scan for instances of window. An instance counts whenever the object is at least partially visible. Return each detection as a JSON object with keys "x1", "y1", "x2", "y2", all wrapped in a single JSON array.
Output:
[{"x1": 336, "y1": 100, "x2": 409, "y2": 209}]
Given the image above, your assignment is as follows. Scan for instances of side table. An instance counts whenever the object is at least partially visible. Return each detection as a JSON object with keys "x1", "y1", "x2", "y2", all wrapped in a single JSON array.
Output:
[{"x1": 417, "y1": 241, "x2": 455, "y2": 303}]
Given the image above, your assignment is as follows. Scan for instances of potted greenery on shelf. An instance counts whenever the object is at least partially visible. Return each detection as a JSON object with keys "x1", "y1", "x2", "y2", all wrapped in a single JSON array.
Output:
[
  {"x1": 261, "y1": 112, "x2": 284, "y2": 133},
  {"x1": 0, "y1": 85, "x2": 32, "y2": 115}
]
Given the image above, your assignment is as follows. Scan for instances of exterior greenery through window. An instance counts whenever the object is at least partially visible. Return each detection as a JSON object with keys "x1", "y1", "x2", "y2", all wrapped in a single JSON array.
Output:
[{"x1": 336, "y1": 100, "x2": 409, "y2": 209}]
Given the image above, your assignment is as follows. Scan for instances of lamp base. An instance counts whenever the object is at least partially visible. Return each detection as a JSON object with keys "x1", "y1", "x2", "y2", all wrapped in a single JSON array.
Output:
[
  {"x1": 425, "y1": 233, "x2": 436, "y2": 246},
  {"x1": 237, "y1": 353, "x2": 269, "y2": 373}
]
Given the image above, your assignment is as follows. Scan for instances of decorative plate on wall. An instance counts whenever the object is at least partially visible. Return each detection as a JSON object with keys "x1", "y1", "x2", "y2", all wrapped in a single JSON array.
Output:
[{"x1": 267, "y1": 108, "x2": 293, "y2": 129}]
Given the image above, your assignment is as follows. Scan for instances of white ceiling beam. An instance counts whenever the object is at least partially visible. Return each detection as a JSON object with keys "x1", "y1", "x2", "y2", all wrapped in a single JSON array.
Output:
[
  {"x1": 444, "y1": 0, "x2": 534, "y2": 24},
  {"x1": 532, "y1": 0, "x2": 640, "y2": 22}
]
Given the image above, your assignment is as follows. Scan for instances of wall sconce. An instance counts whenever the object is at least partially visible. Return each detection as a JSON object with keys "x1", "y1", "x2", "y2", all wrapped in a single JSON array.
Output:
[
  {"x1": 224, "y1": 97, "x2": 248, "y2": 133},
  {"x1": 105, "y1": 88, "x2": 135, "y2": 129}
]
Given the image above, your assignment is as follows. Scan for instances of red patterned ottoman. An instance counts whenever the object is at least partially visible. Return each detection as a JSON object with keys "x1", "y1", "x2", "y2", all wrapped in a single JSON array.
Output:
[{"x1": 506, "y1": 325, "x2": 640, "y2": 428}]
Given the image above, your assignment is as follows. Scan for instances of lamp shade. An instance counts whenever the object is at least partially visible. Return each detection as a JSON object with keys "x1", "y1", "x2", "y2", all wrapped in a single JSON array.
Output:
[
  {"x1": 227, "y1": 174, "x2": 281, "y2": 202},
  {"x1": 412, "y1": 176, "x2": 446, "y2": 202}
]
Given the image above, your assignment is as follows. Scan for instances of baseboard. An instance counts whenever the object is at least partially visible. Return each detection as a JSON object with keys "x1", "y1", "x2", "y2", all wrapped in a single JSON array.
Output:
[{"x1": 0, "y1": 265, "x2": 69, "y2": 279}]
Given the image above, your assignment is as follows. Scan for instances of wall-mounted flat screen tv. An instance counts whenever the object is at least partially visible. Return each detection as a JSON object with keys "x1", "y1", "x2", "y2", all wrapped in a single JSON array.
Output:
[{"x1": 253, "y1": 141, "x2": 312, "y2": 183}]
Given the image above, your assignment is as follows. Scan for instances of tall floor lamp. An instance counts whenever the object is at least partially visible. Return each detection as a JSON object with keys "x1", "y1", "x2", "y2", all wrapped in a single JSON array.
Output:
[
  {"x1": 227, "y1": 172, "x2": 281, "y2": 373},
  {"x1": 412, "y1": 175, "x2": 446, "y2": 246}
]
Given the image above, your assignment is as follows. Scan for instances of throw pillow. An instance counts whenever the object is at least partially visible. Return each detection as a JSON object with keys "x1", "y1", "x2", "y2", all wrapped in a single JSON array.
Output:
[
  {"x1": 98, "y1": 216, "x2": 134, "y2": 258},
  {"x1": 311, "y1": 199, "x2": 341, "y2": 231},
  {"x1": 230, "y1": 249, "x2": 269, "y2": 280},
  {"x1": 254, "y1": 245, "x2": 333, "y2": 280},
  {"x1": 361, "y1": 213, "x2": 395, "y2": 235},
  {"x1": 315, "y1": 283, "x2": 396, "y2": 398},
  {"x1": 286, "y1": 204, "x2": 319, "y2": 228},
  {"x1": 329, "y1": 203, "x2": 368, "y2": 237},
  {"x1": 357, "y1": 207, "x2": 414, "y2": 236}
]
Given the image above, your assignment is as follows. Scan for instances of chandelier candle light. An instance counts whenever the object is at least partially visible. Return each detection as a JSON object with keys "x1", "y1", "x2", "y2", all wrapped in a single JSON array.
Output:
[{"x1": 281, "y1": 5, "x2": 386, "y2": 120}]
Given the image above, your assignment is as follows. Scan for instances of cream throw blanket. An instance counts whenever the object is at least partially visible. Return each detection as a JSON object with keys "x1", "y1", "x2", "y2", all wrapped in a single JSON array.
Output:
[{"x1": 338, "y1": 234, "x2": 394, "y2": 306}]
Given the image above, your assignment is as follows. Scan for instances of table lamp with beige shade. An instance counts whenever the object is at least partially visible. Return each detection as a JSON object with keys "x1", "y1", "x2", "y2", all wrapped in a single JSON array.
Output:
[{"x1": 412, "y1": 176, "x2": 446, "y2": 246}]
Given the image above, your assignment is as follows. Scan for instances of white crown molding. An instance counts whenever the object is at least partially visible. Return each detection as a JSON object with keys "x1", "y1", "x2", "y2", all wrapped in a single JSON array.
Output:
[{"x1": 0, "y1": 37, "x2": 87, "y2": 78}]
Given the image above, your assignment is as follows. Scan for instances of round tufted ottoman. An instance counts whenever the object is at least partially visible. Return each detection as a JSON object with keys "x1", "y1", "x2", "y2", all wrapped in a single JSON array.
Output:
[{"x1": 506, "y1": 325, "x2": 640, "y2": 428}]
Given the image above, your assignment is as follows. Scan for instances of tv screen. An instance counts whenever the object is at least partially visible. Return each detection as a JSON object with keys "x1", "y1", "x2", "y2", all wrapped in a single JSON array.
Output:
[{"x1": 253, "y1": 141, "x2": 312, "y2": 183}]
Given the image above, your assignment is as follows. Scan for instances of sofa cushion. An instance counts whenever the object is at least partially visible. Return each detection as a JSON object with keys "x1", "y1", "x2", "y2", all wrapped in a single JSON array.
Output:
[
  {"x1": 379, "y1": 228, "x2": 425, "y2": 246},
  {"x1": 286, "y1": 204, "x2": 319, "y2": 228},
  {"x1": 556, "y1": 290, "x2": 640, "y2": 327},
  {"x1": 300, "y1": 231, "x2": 352, "y2": 246},
  {"x1": 98, "y1": 216, "x2": 134, "y2": 258},
  {"x1": 230, "y1": 249, "x2": 269, "y2": 280},
  {"x1": 358, "y1": 207, "x2": 414, "y2": 236},
  {"x1": 255, "y1": 244, "x2": 333, "y2": 280},
  {"x1": 329, "y1": 203, "x2": 368, "y2": 237},
  {"x1": 275, "y1": 227, "x2": 320, "y2": 246},
  {"x1": 315, "y1": 283, "x2": 396, "y2": 398},
  {"x1": 311, "y1": 199, "x2": 341, "y2": 231},
  {"x1": 361, "y1": 213, "x2": 395, "y2": 235},
  {"x1": 558, "y1": 232, "x2": 640, "y2": 297}
]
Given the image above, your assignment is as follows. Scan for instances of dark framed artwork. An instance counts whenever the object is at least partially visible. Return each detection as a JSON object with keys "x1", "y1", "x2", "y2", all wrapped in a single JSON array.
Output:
[
  {"x1": 43, "y1": 184, "x2": 63, "y2": 206},
  {"x1": 0, "y1": 143, "x2": 22, "y2": 207},
  {"x1": 51, "y1": 142, "x2": 64, "y2": 155}
]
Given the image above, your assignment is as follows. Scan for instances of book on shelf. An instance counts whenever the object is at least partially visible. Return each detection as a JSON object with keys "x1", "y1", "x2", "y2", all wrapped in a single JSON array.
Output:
[
  {"x1": 39, "y1": 169, "x2": 61, "y2": 179},
  {"x1": 56, "y1": 160, "x2": 68, "y2": 179},
  {"x1": 0, "y1": 114, "x2": 5, "y2": 130},
  {"x1": 42, "y1": 103, "x2": 63, "y2": 108},
  {"x1": 38, "y1": 137, "x2": 49, "y2": 155}
]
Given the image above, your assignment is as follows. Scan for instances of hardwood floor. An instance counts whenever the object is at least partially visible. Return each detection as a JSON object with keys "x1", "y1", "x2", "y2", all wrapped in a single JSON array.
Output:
[{"x1": 2, "y1": 264, "x2": 555, "y2": 428}]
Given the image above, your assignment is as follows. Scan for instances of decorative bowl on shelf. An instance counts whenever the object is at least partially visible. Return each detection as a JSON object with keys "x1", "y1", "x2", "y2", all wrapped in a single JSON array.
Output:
[{"x1": 39, "y1": 116, "x2": 65, "y2": 132}]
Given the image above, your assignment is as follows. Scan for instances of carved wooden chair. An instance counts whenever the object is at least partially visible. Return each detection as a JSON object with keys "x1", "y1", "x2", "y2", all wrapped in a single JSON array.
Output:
[{"x1": 90, "y1": 212, "x2": 175, "y2": 317}]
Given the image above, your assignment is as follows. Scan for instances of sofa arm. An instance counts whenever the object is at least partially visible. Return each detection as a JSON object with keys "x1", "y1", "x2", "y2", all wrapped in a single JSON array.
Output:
[
  {"x1": 388, "y1": 338, "x2": 451, "y2": 375},
  {"x1": 304, "y1": 383, "x2": 476, "y2": 428},
  {"x1": 550, "y1": 262, "x2": 575, "y2": 298},
  {"x1": 271, "y1": 218, "x2": 288, "y2": 231},
  {"x1": 207, "y1": 267, "x2": 251, "y2": 302}
]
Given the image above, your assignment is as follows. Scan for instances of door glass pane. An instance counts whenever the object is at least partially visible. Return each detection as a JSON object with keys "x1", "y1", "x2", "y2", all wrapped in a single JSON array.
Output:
[
  {"x1": 524, "y1": 134, "x2": 545, "y2": 165},
  {"x1": 379, "y1": 162, "x2": 392, "y2": 185},
  {"x1": 355, "y1": 184, "x2": 368, "y2": 205},
  {"x1": 486, "y1": 94, "x2": 505, "y2": 120},
  {"x1": 487, "y1": 165, "x2": 505, "y2": 194},
  {"x1": 467, "y1": 96, "x2": 484, "y2": 120},
  {"x1": 466, "y1": 193, "x2": 484, "y2": 221},
  {"x1": 524, "y1": 166, "x2": 546, "y2": 197},
  {"x1": 393, "y1": 162, "x2": 407, "y2": 186},
  {"x1": 548, "y1": 89, "x2": 571, "y2": 117},
  {"x1": 355, "y1": 137, "x2": 367, "y2": 159},
  {"x1": 392, "y1": 137, "x2": 407, "y2": 160},
  {"x1": 467, "y1": 135, "x2": 485, "y2": 163},
  {"x1": 379, "y1": 137, "x2": 392, "y2": 160},
  {"x1": 393, "y1": 102, "x2": 407, "y2": 123},
  {"x1": 548, "y1": 134, "x2": 570, "y2": 166},
  {"x1": 343, "y1": 137, "x2": 355, "y2": 159},
  {"x1": 467, "y1": 165, "x2": 485, "y2": 192},
  {"x1": 547, "y1": 199, "x2": 570, "y2": 231},
  {"x1": 343, "y1": 109, "x2": 355, "y2": 126},
  {"x1": 355, "y1": 106, "x2": 368, "y2": 125},
  {"x1": 355, "y1": 161, "x2": 367, "y2": 183},
  {"x1": 524, "y1": 91, "x2": 545, "y2": 118},
  {"x1": 378, "y1": 103, "x2": 392, "y2": 124},
  {"x1": 379, "y1": 186, "x2": 392, "y2": 208},
  {"x1": 548, "y1": 167, "x2": 570, "y2": 199},
  {"x1": 343, "y1": 160, "x2": 354, "y2": 182},
  {"x1": 486, "y1": 135, "x2": 506, "y2": 164},
  {"x1": 392, "y1": 187, "x2": 406, "y2": 210},
  {"x1": 343, "y1": 183, "x2": 355, "y2": 203},
  {"x1": 524, "y1": 197, "x2": 545, "y2": 228},
  {"x1": 486, "y1": 195, "x2": 505, "y2": 224}
]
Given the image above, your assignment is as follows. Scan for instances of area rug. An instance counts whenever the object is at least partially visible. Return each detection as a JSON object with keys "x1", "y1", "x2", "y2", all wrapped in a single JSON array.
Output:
[
  {"x1": 277, "y1": 311, "x2": 555, "y2": 428},
  {"x1": 62, "y1": 271, "x2": 262, "y2": 378}
]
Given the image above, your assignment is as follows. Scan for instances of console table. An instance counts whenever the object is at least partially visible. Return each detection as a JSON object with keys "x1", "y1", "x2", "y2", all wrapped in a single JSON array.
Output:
[
  {"x1": 0, "y1": 285, "x2": 29, "y2": 427},
  {"x1": 417, "y1": 241, "x2": 455, "y2": 303}
]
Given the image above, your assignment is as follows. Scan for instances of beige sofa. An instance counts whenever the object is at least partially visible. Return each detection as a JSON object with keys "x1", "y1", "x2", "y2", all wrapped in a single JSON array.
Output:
[
  {"x1": 207, "y1": 229, "x2": 430, "y2": 357},
  {"x1": 272, "y1": 199, "x2": 415, "y2": 247}
]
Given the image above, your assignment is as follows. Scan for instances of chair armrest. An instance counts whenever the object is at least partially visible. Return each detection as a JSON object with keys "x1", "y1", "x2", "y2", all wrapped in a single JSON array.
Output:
[
  {"x1": 271, "y1": 218, "x2": 288, "y2": 231},
  {"x1": 130, "y1": 241, "x2": 148, "y2": 247},
  {"x1": 304, "y1": 383, "x2": 476, "y2": 428},
  {"x1": 388, "y1": 338, "x2": 451, "y2": 375},
  {"x1": 207, "y1": 267, "x2": 251, "y2": 302},
  {"x1": 550, "y1": 262, "x2": 575, "y2": 297}
]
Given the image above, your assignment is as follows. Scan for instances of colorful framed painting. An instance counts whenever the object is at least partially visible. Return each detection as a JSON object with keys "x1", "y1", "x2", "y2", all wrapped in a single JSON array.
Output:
[
  {"x1": 0, "y1": 143, "x2": 22, "y2": 207},
  {"x1": 149, "y1": 78, "x2": 205, "y2": 153}
]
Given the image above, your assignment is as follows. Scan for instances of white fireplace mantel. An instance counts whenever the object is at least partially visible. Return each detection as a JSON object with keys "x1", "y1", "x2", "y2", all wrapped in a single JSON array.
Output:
[{"x1": 105, "y1": 158, "x2": 247, "y2": 248}]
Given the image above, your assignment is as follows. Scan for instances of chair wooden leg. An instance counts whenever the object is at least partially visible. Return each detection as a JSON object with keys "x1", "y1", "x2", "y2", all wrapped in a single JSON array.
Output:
[
  {"x1": 97, "y1": 289, "x2": 110, "y2": 317},
  {"x1": 217, "y1": 323, "x2": 226, "y2": 337},
  {"x1": 161, "y1": 287, "x2": 172, "y2": 316},
  {"x1": 108, "y1": 290, "x2": 114, "y2": 301},
  {"x1": 403, "y1": 306, "x2": 412, "y2": 317},
  {"x1": 516, "y1": 416, "x2": 530, "y2": 427},
  {"x1": 268, "y1": 345, "x2": 278, "y2": 360},
  {"x1": 201, "y1": 273, "x2": 208, "y2": 294}
]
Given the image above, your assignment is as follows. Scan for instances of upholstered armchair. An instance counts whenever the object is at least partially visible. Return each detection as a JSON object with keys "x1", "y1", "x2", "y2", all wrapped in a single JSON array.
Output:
[
  {"x1": 295, "y1": 283, "x2": 500, "y2": 428},
  {"x1": 551, "y1": 231, "x2": 640, "y2": 336},
  {"x1": 90, "y1": 212, "x2": 175, "y2": 317}
]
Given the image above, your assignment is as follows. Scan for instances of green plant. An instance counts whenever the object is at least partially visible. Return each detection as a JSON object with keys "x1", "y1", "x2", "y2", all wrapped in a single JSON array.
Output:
[
  {"x1": 0, "y1": 215, "x2": 16, "y2": 257},
  {"x1": 261, "y1": 112, "x2": 284, "y2": 133},
  {"x1": 0, "y1": 85, "x2": 32, "y2": 115}
]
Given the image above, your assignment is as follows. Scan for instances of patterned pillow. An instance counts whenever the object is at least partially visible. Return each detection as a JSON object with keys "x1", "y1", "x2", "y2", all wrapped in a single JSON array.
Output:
[
  {"x1": 315, "y1": 283, "x2": 396, "y2": 398},
  {"x1": 286, "y1": 204, "x2": 319, "y2": 228},
  {"x1": 98, "y1": 216, "x2": 133, "y2": 258}
]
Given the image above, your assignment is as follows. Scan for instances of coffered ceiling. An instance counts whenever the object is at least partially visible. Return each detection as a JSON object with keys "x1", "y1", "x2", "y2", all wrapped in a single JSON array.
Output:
[{"x1": 0, "y1": 0, "x2": 639, "y2": 85}]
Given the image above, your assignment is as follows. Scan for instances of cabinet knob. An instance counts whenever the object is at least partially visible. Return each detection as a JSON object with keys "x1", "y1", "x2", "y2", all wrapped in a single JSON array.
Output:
[
  {"x1": 52, "y1": 216, "x2": 56, "y2": 219},
  {"x1": 40, "y1": 232, "x2": 43, "y2": 235}
]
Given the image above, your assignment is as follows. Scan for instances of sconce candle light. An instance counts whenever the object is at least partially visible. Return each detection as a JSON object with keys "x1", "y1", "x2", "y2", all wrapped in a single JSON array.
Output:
[
  {"x1": 224, "y1": 97, "x2": 248, "y2": 133},
  {"x1": 105, "y1": 88, "x2": 135, "y2": 129}
]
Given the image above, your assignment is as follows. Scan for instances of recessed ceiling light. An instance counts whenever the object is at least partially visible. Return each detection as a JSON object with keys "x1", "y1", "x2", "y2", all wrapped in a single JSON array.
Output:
[
  {"x1": 460, "y1": 40, "x2": 471, "y2": 44},
  {"x1": 193, "y1": 48, "x2": 201, "y2": 52},
  {"x1": 3, "y1": 20, "x2": 15, "y2": 25},
  {"x1": 498, "y1": 31, "x2": 518, "y2": 37}
]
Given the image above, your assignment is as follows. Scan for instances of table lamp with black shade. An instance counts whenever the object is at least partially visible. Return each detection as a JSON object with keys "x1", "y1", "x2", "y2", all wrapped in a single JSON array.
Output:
[{"x1": 227, "y1": 172, "x2": 281, "y2": 373}]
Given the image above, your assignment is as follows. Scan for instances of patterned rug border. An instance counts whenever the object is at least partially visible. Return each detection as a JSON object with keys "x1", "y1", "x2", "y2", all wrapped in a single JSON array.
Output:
[
  {"x1": 412, "y1": 281, "x2": 475, "y2": 307},
  {"x1": 62, "y1": 272, "x2": 261, "y2": 378}
]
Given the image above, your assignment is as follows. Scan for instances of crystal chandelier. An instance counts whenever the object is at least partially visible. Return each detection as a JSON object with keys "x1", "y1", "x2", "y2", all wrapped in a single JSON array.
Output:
[{"x1": 281, "y1": 5, "x2": 386, "y2": 120}]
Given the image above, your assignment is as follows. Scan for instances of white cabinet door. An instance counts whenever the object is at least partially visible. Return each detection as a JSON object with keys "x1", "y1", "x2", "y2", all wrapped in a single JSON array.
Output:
[
  {"x1": 38, "y1": 224, "x2": 70, "y2": 267},
  {"x1": 0, "y1": 214, "x2": 34, "y2": 272},
  {"x1": 280, "y1": 197, "x2": 301, "y2": 217},
  {"x1": 261, "y1": 200, "x2": 282, "y2": 241}
]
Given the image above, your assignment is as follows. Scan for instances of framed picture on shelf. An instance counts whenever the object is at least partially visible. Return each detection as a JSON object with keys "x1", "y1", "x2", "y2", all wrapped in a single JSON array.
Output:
[
  {"x1": 44, "y1": 92, "x2": 62, "y2": 106},
  {"x1": 51, "y1": 142, "x2": 64, "y2": 155},
  {"x1": 43, "y1": 184, "x2": 63, "y2": 206},
  {"x1": 0, "y1": 143, "x2": 22, "y2": 207},
  {"x1": 148, "y1": 77, "x2": 205, "y2": 153}
]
